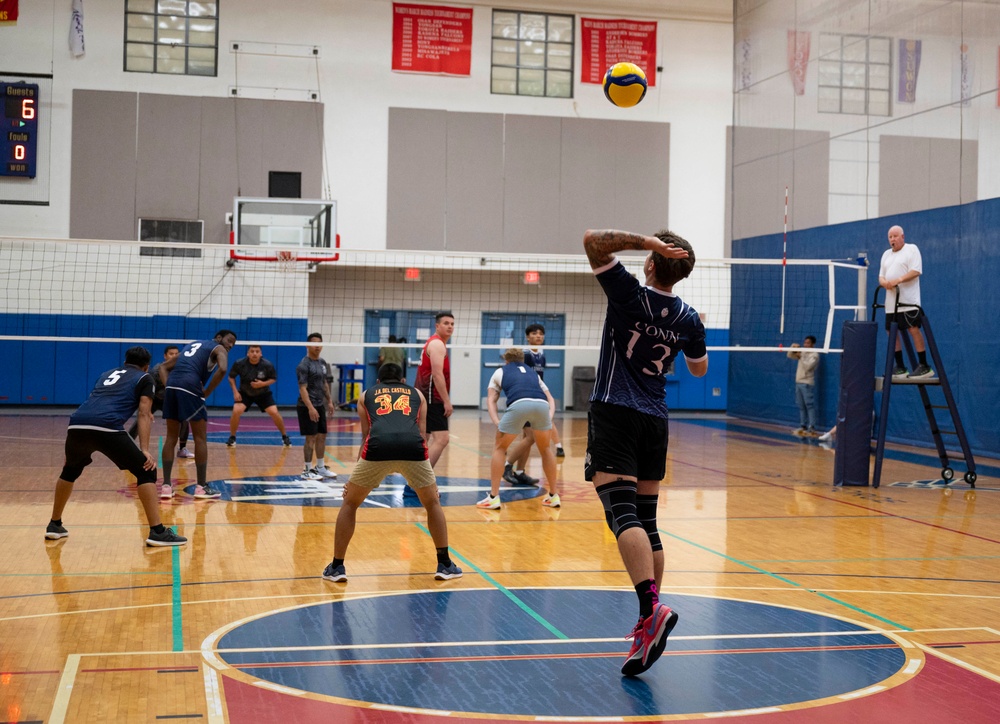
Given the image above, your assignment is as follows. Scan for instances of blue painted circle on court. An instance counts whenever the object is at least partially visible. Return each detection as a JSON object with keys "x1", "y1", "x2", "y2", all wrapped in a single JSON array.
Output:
[
  {"x1": 214, "y1": 589, "x2": 909, "y2": 717},
  {"x1": 201, "y1": 475, "x2": 541, "y2": 508}
]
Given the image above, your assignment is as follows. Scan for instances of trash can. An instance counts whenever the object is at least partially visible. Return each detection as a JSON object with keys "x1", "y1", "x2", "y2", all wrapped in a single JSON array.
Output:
[{"x1": 572, "y1": 366, "x2": 596, "y2": 412}]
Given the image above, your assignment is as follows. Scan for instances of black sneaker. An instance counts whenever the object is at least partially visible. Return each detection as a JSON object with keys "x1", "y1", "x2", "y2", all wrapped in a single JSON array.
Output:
[
  {"x1": 45, "y1": 521, "x2": 68, "y2": 540},
  {"x1": 322, "y1": 562, "x2": 347, "y2": 582},
  {"x1": 892, "y1": 366, "x2": 908, "y2": 378},
  {"x1": 515, "y1": 471, "x2": 539, "y2": 486},
  {"x1": 502, "y1": 464, "x2": 519, "y2": 485},
  {"x1": 226, "y1": 436, "x2": 236, "y2": 447},
  {"x1": 281, "y1": 435, "x2": 292, "y2": 447},
  {"x1": 434, "y1": 561, "x2": 463, "y2": 580},
  {"x1": 146, "y1": 528, "x2": 187, "y2": 547},
  {"x1": 555, "y1": 446, "x2": 565, "y2": 458},
  {"x1": 908, "y1": 364, "x2": 934, "y2": 378}
]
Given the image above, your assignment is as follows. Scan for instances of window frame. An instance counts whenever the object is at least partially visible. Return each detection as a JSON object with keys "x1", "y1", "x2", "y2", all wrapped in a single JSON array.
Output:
[
  {"x1": 123, "y1": 1, "x2": 220, "y2": 77},
  {"x1": 490, "y1": 9, "x2": 575, "y2": 99},
  {"x1": 817, "y1": 33, "x2": 891, "y2": 117}
]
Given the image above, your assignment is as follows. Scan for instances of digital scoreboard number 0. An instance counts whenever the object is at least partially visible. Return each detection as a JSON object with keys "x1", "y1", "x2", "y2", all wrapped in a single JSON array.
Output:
[{"x1": 2, "y1": 82, "x2": 39, "y2": 178}]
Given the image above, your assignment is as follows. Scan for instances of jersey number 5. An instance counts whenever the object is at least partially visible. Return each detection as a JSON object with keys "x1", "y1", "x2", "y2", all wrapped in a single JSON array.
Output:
[{"x1": 103, "y1": 369, "x2": 128, "y2": 386}]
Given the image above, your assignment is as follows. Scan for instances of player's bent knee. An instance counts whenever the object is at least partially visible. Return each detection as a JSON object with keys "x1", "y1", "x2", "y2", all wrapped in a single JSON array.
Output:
[
  {"x1": 134, "y1": 469, "x2": 158, "y2": 485},
  {"x1": 596, "y1": 479, "x2": 642, "y2": 539},
  {"x1": 59, "y1": 468, "x2": 83, "y2": 483}
]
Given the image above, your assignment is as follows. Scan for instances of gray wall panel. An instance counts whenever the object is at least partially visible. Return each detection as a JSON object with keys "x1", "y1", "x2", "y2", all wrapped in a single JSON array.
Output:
[
  {"x1": 260, "y1": 99, "x2": 324, "y2": 199},
  {"x1": 728, "y1": 127, "x2": 829, "y2": 242},
  {"x1": 502, "y1": 115, "x2": 562, "y2": 253},
  {"x1": 70, "y1": 90, "x2": 137, "y2": 241},
  {"x1": 880, "y1": 136, "x2": 978, "y2": 216},
  {"x1": 199, "y1": 98, "x2": 241, "y2": 245},
  {"x1": 136, "y1": 94, "x2": 201, "y2": 225},
  {"x1": 387, "y1": 108, "x2": 447, "y2": 250},
  {"x1": 445, "y1": 112, "x2": 503, "y2": 252}
]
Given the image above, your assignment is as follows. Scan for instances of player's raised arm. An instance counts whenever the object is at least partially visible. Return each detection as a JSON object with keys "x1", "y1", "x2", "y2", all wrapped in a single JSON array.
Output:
[{"x1": 583, "y1": 229, "x2": 689, "y2": 269}]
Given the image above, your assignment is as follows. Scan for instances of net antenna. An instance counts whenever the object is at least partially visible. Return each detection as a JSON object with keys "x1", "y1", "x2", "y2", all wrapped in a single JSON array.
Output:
[{"x1": 780, "y1": 185, "x2": 788, "y2": 335}]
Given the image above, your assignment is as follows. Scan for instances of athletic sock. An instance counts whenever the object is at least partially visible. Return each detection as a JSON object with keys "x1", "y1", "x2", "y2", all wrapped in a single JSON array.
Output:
[
  {"x1": 918, "y1": 351, "x2": 928, "y2": 366},
  {"x1": 150, "y1": 524, "x2": 165, "y2": 534},
  {"x1": 635, "y1": 579, "x2": 660, "y2": 618},
  {"x1": 51, "y1": 519, "x2": 62, "y2": 526},
  {"x1": 332, "y1": 557, "x2": 344, "y2": 569},
  {"x1": 894, "y1": 351, "x2": 904, "y2": 367},
  {"x1": 435, "y1": 547, "x2": 452, "y2": 567},
  {"x1": 162, "y1": 460, "x2": 173, "y2": 485}
]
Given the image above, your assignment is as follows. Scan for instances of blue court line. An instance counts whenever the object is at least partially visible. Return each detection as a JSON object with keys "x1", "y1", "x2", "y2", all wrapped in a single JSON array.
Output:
[
  {"x1": 659, "y1": 528, "x2": 913, "y2": 631},
  {"x1": 414, "y1": 522, "x2": 568, "y2": 640},
  {"x1": 171, "y1": 533, "x2": 183, "y2": 651}
]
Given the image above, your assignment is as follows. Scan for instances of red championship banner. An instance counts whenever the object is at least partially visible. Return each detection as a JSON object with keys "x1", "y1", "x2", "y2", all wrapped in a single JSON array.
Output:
[
  {"x1": 0, "y1": 0, "x2": 20, "y2": 25},
  {"x1": 787, "y1": 30, "x2": 811, "y2": 96},
  {"x1": 392, "y1": 3, "x2": 472, "y2": 76},
  {"x1": 581, "y1": 18, "x2": 657, "y2": 87}
]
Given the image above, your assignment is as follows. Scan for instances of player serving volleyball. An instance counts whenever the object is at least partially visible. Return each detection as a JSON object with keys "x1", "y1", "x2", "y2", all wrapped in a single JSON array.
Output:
[{"x1": 583, "y1": 229, "x2": 708, "y2": 677}]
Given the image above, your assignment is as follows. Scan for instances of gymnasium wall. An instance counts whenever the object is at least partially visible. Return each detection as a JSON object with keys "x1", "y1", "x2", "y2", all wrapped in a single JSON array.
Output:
[{"x1": 729, "y1": 196, "x2": 1000, "y2": 458}]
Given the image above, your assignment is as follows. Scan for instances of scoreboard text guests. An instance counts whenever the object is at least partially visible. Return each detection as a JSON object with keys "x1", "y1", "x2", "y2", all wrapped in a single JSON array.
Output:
[{"x1": 2, "y1": 82, "x2": 38, "y2": 178}]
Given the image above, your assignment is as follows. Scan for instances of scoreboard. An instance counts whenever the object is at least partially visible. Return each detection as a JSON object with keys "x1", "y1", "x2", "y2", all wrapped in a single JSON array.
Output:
[{"x1": 2, "y1": 82, "x2": 38, "y2": 178}]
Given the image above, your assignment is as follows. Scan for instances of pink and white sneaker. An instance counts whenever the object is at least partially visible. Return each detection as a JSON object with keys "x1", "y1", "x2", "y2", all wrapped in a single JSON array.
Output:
[{"x1": 621, "y1": 602, "x2": 678, "y2": 676}]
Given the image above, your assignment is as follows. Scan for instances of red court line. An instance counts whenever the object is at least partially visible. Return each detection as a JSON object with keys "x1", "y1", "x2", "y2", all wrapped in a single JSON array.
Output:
[
  {"x1": 929, "y1": 640, "x2": 1000, "y2": 647},
  {"x1": 230, "y1": 642, "x2": 901, "y2": 670},
  {"x1": 672, "y1": 457, "x2": 1000, "y2": 546},
  {"x1": 0, "y1": 669, "x2": 61, "y2": 676},
  {"x1": 79, "y1": 666, "x2": 199, "y2": 674}
]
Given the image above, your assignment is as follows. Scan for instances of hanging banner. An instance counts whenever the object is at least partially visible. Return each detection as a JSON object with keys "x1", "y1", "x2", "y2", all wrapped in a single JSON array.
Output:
[
  {"x1": 787, "y1": 30, "x2": 810, "y2": 96},
  {"x1": 0, "y1": 0, "x2": 19, "y2": 25},
  {"x1": 997, "y1": 46, "x2": 1000, "y2": 107},
  {"x1": 736, "y1": 37, "x2": 753, "y2": 92},
  {"x1": 954, "y1": 43, "x2": 973, "y2": 106},
  {"x1": 580, "y1": 18, "x2": 657, "y2": 87},
  {"x1": 897, "y1": 39, "x2": 921, "y2": 103},
  {"x1": 70, "y1": 0, "x2": 85, "y2": 57},
  {"x1": 391, "y1": 3, "x2": 472, "y2": 76}
]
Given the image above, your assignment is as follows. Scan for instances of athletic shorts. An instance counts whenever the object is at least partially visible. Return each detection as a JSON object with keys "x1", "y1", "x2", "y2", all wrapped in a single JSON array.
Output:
[
  {"x1": 297, "y1": 404, "x2": 327, "y2": 436},
  {"x1": 585, "y1": 401, "x2": 668, "y2": 482},
  {"x1": 238, "y1": 391, "x2": 277, "y2": 413},
  {"x1": 426, "y1": 402, "x2": 449, "y2": 433},
  {"x1": 163, "y1": 387, "x2": 207, "y2": 422},
  {"x1": 499, "y1": 399, "x2": 551, "y2": 434},
  {"x1": 886, "y1": 310, "x2": 921, "y2": 330},
  {"x1": 348, "y1": 459, "x2": 436, "y2": 491},
  {"x1": 61, "y1": 428, "x2": 157, "y2": 485}
]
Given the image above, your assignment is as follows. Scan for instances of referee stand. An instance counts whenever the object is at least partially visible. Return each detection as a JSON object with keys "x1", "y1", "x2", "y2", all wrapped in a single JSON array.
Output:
[{"x1": 871, "y1": 289, "x2": 977, "y2": 488}]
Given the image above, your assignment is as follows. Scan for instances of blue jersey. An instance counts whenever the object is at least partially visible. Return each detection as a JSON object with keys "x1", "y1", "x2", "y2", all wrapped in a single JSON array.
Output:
[
  {"x1": 491, "y1": 362, "x2": 547, "y2": 405},
  {"x1": 68, "y1": 365, "x2": 154, "y2": 431},
  {"x1": 167, "y1": 339, "x2": 221, "y2": 393},
  {"x1": 591, "y1": 259, "x2": 707, "y2": 418},
  {"x1": 523, "y1": 348, "x2": 546, "y2": 379}
]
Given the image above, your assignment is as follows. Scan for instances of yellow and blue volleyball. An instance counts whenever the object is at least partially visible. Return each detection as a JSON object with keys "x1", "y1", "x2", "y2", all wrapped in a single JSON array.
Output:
[{"x1": 602, "y1": 62, "x2": 648, "y2": 108}]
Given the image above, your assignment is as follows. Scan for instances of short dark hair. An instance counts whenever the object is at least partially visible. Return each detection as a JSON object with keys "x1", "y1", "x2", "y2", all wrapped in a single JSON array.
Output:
[
  {"x1": 651, "y1": 230, "x2": 695, "y2": 287},
  {"x1": 377, "y1": 363, "x2": 404, "y2": 382},
  {"x1": 247, "y1": 344, "x2": 262, "y2": 351},
  {"x1": 307, "y1": 332, "x2": 323, "y2": 342},
  {"x1": 388, "y1": 334, "x2": 397, "y2": 343},
  {"x1": 435, "y1": 312, "x2": 454, "y2": 323},
  {"x1": 125, "y1": 346, "x2": 152, "y2": 368},
  {"x1": 215, "y1": 329, "x2": 237, "y2": 341},
  {"x1": 805, "y1": 335, "x2": 817, "y2": 344},
  {"x1": 163, "y1": 345, "x2": 179, "y2": 354},
  {"x1": 525, "y1": 323, "x2": 545, "y2": 336}
]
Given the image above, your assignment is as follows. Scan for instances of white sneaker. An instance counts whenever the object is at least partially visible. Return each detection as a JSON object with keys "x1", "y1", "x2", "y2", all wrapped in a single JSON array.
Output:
[
  {"x1": 542, "y1": 493, "x2": 561, "y2": 508},
  {"x1": 312, "y1": 467, "x2": 337, "y2": 480},
  {"x1": 160, "y1": 483, "x2": 173, "y2": 499},
  {"x1": 476, "y1": 493, "x2": 501, "y2": 510},
  {"x1": 299, "y1": 469, "x2": 322, "y2": 481},
  {"x1": 817, "y1": 431, "x2": 833, "y2": 442}
]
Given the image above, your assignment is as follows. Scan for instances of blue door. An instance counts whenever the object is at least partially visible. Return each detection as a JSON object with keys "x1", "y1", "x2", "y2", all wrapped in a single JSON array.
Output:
[
  {"x1": 480, "y1": 313, "x2": 565, "y2": 410},
  {"x1": 364, "y1": 309, "x2": 441, "y2": 389}
]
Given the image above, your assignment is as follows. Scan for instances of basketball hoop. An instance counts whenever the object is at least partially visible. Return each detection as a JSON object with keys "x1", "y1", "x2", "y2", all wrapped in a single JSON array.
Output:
[{"x1": 276, "y1": 250, "x2": 298, "y2": 272}]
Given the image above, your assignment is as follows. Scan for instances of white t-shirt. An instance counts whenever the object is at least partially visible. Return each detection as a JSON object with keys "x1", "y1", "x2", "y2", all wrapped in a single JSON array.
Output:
[{"x1": 879, "y1": 243, "x2": 922, "y2": 312}]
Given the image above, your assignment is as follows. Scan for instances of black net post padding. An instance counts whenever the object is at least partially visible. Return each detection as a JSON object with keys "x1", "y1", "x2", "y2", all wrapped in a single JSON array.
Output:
[{"x1": 834, "y1": 320, "x2": 878, "y2": 487}]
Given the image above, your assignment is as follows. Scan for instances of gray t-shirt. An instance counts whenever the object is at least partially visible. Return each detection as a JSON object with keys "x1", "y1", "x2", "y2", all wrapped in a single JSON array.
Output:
[{"x1": 296, "y1": 356, "x2": 333, "y2": 407}]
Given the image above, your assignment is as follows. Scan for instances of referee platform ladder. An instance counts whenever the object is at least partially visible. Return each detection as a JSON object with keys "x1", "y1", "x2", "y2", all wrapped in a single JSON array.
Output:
[{"x1": 872, "y1": 290, "x2": 976, "y2": 488}]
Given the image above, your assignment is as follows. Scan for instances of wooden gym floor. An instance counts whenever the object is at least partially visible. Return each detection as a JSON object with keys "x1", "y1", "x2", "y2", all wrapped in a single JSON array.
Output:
[{"x1": 2, "y1": 409, "x2": 999, "y2": 722}]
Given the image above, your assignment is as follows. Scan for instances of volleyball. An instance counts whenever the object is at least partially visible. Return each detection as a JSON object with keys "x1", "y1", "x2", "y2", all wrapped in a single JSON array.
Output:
[{"x1": 602, "y1": 62, "x2": 648, "y2": 108}]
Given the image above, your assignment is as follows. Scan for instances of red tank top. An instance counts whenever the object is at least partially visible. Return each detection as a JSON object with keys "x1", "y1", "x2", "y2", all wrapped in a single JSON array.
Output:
[{"x1": 414, "y1": 334, "x2": 450, "y2": 403}]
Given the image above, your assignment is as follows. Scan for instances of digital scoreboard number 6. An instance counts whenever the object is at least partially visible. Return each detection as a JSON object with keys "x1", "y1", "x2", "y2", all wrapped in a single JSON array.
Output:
[{"x1": 2, "y1": 82, "x2": 39, "y2": 178}]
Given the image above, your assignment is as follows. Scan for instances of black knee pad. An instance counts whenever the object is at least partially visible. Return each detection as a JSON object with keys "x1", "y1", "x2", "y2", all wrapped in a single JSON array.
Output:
[
  {"x1": 636, "y1": 494, "x2": 662, "y2": 552},
  {"x1": 59, "y1": 465, "x2": 83, "y2": 483},
  {"x1": 596, "y1": 479, "x2": 642, "y2": 539}
]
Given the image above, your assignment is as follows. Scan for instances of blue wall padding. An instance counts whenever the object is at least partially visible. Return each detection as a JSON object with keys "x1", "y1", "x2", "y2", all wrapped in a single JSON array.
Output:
[
  {"x1": 1, "y1": 315, "x2": 308, "y2": 408},
  {"x1": 732, "y1": 197, "x2": 999, "y2": 457}
]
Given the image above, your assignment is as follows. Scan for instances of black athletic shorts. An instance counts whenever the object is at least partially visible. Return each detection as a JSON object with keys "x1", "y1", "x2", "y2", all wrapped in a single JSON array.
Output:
[
  {"x1": 886, "y1": 309, "x2": 921, "y2": 330},
  {"x1": 585, "y1": 401, "x2": 668, "y2": 482},
  {"x1": 297, "y1": 404, "x2": 327, "y2": 436},
  {"x1": 426, "y1": 402, "x2": 449, "y2": 433},
  {"x1": 61, "y1": 428, "x2": 157, "y2": 485},
  {"x1": 238, "y1": 391, "x2": 277, "y2": 412}
]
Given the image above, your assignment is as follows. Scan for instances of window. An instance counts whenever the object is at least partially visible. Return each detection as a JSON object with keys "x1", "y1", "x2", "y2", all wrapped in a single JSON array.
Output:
[
  {"x1": 124, "y1": 0, "x2": 219, "y2": 76},
  {"x1": 491, "y1": 10, "x2": 574, "y2": 98},
  {"x1": 817, "y1": 34, "x2": 891, "y2": 116},
  {"x1": 139, "y1": 218, "x2": 203, "y2": 257}
]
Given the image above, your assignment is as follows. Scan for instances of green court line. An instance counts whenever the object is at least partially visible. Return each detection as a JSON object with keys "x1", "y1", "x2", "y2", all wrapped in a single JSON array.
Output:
[
  {"x1": 171, "y1": 532, "x2": 183, "y2": 651},
  {"x1": 659, "y1": 528, "x2": 913, "y2": 631},
  {"x1": 414, "y1": 522, "x2": 567, "y2": 639},
  {"x1": 158, "y1": 435, "x2": 163, "y2": 468},
  {"x1": 324, "y1": 451, "x2": 346, "y2": 467}
]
